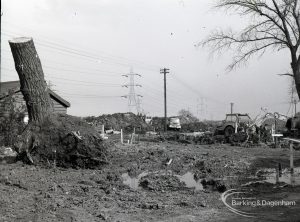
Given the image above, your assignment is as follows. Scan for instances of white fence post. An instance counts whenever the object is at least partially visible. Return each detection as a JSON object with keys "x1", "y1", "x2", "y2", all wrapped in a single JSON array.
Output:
[
  {"x1": 101, "y1": 125, "x2": 105, "y2": 135},
  {"x1": 121, "y1": 129, "x2": 123, "y2": 144}
]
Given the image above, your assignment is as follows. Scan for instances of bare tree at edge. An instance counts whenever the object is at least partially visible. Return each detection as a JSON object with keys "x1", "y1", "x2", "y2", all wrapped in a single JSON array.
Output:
[{"x1": 202, "y1": 0, "x2": 300, "y2": 99}]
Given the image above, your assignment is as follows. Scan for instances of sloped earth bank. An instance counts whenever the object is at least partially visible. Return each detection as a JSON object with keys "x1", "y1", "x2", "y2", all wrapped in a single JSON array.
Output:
[
  {"x1": 13, "y1": 114, "x2": 109, "y2": 168},
  {"x1": 1, "y1": 140, "x2": 300, "y2": 221}
]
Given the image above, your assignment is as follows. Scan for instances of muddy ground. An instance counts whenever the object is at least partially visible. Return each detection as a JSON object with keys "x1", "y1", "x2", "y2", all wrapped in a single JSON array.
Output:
[{"x1": 1, "y1": 136, "x2": 300, "y2": 222}]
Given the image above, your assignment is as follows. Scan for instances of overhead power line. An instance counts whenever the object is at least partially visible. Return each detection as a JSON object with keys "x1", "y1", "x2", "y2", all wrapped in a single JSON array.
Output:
[
  {"x1": 2, "y1": 29, "x2": 161, "y2": 71},
  {"x1": 2, "y1": 50, "x2": 123, "y2": 76},
  {"x1": 58, "y1": 91, "x2": 122, "y2": 98},
  {"x1": 1, "y1": 67, "x2": 122, "y2": 87},
  {"x1": 3, "y1": 22, "x2": 162, "y2": 69},
  {"x1": 170, "y1": 73, "x2": 227, "y2": 105}
]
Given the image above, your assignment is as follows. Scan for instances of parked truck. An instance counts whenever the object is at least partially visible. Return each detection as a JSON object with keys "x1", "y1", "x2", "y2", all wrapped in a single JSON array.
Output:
[{"x1": 168, "y1": 117, "x2": 181, "y2": 131}]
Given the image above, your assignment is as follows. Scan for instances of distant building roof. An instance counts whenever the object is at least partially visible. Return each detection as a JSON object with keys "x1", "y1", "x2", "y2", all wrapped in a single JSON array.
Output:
[{"x1": 0, "y1": 80, "x2": 70, "y2": 108}]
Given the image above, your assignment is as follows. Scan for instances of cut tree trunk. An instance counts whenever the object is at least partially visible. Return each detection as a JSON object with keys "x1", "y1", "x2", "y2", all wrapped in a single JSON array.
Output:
[
  {"x1": 9, "y1": 37, "x2": 53, "y2": 123},
  {"x1": 293, "y1": 60, "x2": 300, "y2": 102}
]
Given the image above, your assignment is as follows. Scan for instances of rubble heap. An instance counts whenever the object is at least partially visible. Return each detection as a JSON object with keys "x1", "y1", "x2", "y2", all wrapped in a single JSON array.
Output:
[
  {"x1": 14, "y1": 114, "x2": 109, "y2": 168},
  {"x1": 85, "y1": 113, "x2": 150, "y2": 132}
]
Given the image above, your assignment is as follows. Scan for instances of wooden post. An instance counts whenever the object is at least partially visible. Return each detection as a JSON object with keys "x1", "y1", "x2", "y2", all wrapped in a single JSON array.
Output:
[
  {"x1": 234, "y1": 120, "x2": 238, "y2": 133},
  {"x1": 130, "y1": 134, "x2": 133, "y2": 144},
  {"x1": 275, "y1": 167, "x2": 279, "y2": 183},
  {"x1": 133, "y1": 128, "x2": 135, "y2": 143},
  {"x1": 160, "y1": 68, "x2": 169, "y2": 131},
  {"x1": 130, "y1": 128, "x2": 135, "y2": 144},
  {"x1": 120, "y1": 129, "x2": 123, "y2": 144},
  {"x1": 101, "y1": 125, "x2": 105, "y2": 135},
  {"x1": 290, "y1": 142, "x2": 294, "y2": 174},
  {"x1": 278, "y1": 162, "x2": 282, "y2": 177},
  {"x1": 274, "y1": 118, "x2": 277, "y2": 148},
  {"x1": 53, "y1": 149, "x2": 56, "y2": 168},
  {"x1": 271, "y1": 124, "x2": 274, "y2": 143}
]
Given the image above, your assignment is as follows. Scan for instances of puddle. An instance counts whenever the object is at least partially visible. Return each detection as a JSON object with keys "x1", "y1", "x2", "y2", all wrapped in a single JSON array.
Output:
[
  {"x1": 121, "y1": 171, "x2": 148, "y2": 190},
  {"x1": 122, "y1": 171, "x2": 204, "y2": 190},
  {"x1": 257, "y1": 167, "x2": 300, "y2": 185},
  {"x1": 122, "y1": 167, "x2": 300, "y2": 191},
  {"x1": 176, "y1": 172, "x2": 203, "y2": 191}
]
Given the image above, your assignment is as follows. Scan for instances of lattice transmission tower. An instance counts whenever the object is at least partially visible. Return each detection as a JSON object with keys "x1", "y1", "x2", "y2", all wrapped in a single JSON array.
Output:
[
  {"x1": 122, "y1": 68, "x2": 143, "y2": 114},
  {"x1": 197, "y1": 97, "x2": 207, "y2": 120}
]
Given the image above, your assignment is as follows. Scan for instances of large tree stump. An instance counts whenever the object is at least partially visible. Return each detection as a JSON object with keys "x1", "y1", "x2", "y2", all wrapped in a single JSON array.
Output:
[
  {"x1": 9, "y1": 37, "x2": 53, "y2": 123},
  {"x1": 7, "y1": 38, "x2": 109, "y2": 167}
]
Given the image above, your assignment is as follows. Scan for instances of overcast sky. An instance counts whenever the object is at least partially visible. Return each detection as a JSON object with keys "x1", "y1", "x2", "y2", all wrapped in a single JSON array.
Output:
[{"x1": 1, "y1": 0, "x2": 295, "y2": 120}]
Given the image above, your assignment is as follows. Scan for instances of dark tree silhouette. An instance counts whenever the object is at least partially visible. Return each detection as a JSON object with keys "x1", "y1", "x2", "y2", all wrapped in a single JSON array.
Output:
[{"x1": 202, "y1": 0, "x2": 300, "y2": 98}]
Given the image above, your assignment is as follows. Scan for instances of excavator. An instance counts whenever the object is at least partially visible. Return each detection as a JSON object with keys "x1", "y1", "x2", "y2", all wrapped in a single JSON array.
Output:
[
  {"x1": 214, "y1": 111, "x2": 289, "y2": 144},
  {"x1": 214, "y1": 113, "x2": 252, "y2": 140}
]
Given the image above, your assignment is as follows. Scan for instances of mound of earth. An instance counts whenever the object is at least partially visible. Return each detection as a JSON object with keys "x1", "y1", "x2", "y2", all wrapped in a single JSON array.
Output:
[
  {"x1": 181, "y1": 121, "x2": 220, "y2": 133},
  {"x1": 151, "y1": 117, "x2": 165, "y2": 131},
  {"x1": 14, "y1": 114, "x2": 109, "y2": 169},
  {"x1": 139, "y1": 173, "x2": 185, "y2": 191},
  {"x1": 85, "y1": 113, "x2": 150, "y2": 133}
]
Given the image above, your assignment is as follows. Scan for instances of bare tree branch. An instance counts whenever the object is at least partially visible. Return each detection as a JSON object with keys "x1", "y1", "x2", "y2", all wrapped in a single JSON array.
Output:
[
  {"x1": 202, "y1": 0, "x2": 300, "y2": 100},
  {"x1": 277, "y1": 73, "x2": 294, "y2": 77},
  {"x1": 202, "y1": 0, "x2": 299, "y2": 63}
]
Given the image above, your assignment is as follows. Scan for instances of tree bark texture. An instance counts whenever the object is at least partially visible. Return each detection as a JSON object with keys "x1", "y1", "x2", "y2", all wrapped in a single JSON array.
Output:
[
  {"x1": 291, "y1": 48, "x2": 300, "y2": 101},
  {"x1": 9, "y1": 37, "x2": 53, "y2": 123},
  {"x1": 294, "y1": 63, "x2": 300, "y2": 101}
]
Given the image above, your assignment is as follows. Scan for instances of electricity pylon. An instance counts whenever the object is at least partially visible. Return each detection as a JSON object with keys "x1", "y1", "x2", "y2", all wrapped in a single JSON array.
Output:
[{"x1": 122, "y1": 68, "x2": 142, "y2": 114}]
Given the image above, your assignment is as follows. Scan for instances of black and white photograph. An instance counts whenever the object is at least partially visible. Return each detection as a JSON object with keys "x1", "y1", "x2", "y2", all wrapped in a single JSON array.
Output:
[{"x1": 0, "y1": 0, "x2": 300, "y2": 221}]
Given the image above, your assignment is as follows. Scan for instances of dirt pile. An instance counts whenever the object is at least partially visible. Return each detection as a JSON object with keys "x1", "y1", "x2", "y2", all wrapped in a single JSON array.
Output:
[
  {"x1": 14, "y1": 114, "x2": 109, "y2": 168},
  {"x1": 151, "y1": 117, "x2": 165, "y2": 131},
  {"x1": 200, "y1": 179, "x2": 226, "y2": 192},
  {"x1": 178, "y1": 115, "x2": 198, "y2": 125},
  {"x1": 85, "y1": 113, "x2": 150, "y2": 133},
  {"x1": 139, "y1": 173, "x2": 186, "y2": 191},
  {"x1": 181, "y1": 121, "x2": 220, "y2": 133}
]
